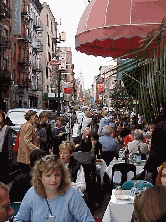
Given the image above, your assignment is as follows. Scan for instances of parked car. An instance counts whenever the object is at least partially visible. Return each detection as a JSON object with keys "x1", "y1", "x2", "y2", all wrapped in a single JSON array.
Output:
[{"x1": 5, "y1": 108, "x2": 45, "y2": 132}]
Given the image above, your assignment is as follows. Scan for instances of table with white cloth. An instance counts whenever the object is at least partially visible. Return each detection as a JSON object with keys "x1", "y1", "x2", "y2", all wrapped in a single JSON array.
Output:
[
  {"x1": 96, "y1": 159, "x2": 107, "y2": 184},
  {"x1": 102, "y1": 189, "x2": 134, "y2": 222},
  {"x1": 105, "y1": 159, "x2": 146, "y2": 184}
]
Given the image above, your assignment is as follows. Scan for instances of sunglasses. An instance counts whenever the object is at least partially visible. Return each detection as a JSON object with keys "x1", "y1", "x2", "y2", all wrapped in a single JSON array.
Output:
[{"x1": 40, "y1": 155, "x2": 59, "y2": 162}]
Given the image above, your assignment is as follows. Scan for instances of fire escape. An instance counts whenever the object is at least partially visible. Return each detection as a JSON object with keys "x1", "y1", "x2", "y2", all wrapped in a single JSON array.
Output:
[
  {"x1": 0, "y1": 1, "x2": 12, "y2": 111},
  {"x1": 17, "y1": 7, "x2": 31, "y2": 90}
]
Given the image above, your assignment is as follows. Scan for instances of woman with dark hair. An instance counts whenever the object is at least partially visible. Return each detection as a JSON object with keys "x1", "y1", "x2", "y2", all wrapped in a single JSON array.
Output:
[
  {"x1": 122, "y1": 124, "x2": 136, "y2": 149},
  {"x1": 90, "y1": 132, "x2": 102, "y2": 158},
  {"x1": 52, "y1": 116, "x2": 67, "y2": 156},
  {"x1": 14, "y1": 155, "x2": 95, "y2": 221},
  {"x1": 17, "y1": 110, "x2": 40, "y2": 174},
  {"x1": 131, "y1": 185, "x2": 166, "y2": 222},
  {"x1": 144, "y1": 121, "x2": 166, "y2": 185},
  {"x1": 0, "y1": 110, "x2": 13, "y2": 183}
]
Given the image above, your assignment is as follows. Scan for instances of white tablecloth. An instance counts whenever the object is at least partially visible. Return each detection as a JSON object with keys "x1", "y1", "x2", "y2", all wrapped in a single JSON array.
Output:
[
  {"x1": 105, "y1": 160, "x2": 145, "y2": 184},
  {"x1": 102, "y1": 190, "x2": 134, "y2": 222},
  {"x1": 96, "y1": 160, "x2": 107, "y2": 184}
]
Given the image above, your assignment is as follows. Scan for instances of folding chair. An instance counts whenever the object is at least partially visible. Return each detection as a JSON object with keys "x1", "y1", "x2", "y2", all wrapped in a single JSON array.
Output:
[{"x1": 111, "y1": 163, "x2": 136, "y2": 189}]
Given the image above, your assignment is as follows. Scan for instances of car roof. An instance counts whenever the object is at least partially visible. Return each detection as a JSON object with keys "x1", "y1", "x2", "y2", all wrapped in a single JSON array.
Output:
[{"x1": 6, "y1": 108, "x2": 44, "y2": 114}]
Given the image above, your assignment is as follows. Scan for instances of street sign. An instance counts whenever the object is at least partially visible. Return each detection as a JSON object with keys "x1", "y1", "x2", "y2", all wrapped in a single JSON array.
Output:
[
  {"x1": 58, "y1": 60, "x2": 67, "y2": 70},
  {"x1": 48, "y1": 57, "x2": 61, "y2": 66}
]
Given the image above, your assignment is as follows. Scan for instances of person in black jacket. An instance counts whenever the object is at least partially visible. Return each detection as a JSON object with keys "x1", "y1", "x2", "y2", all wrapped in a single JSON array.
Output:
[
  {"x1": 90, "y1": 132, "x2": 102, "y2": 158},
  {"x1": 9, "y1": 149, "x2": 46, "y2": 203},
  {"x1": 36, "y1": 111, "x2": 52, "y2": 154},
  {"x1": 52, "y1": 116, "x2": 67, "y2": 156}
]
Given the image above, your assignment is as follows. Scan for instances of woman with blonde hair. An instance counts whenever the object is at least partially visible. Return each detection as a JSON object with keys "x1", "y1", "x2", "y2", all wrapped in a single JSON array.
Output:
[
  {"x1": 17, "y1": 110, "x2": 40, "y2": 174},
  {"x1": 14, "y1": 155, "x2": 95, "y2": 221}
]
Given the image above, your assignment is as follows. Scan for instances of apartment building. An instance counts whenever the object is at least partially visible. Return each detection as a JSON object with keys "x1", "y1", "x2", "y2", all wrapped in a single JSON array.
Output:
[
  {"x1": 29, "y1": 0, "x2": 43, "y2": 107},
  {"x1": 0, "y1": 0, "x2": 12, "y2": 111},
  {"x1": 40, "y1": 2, "x2": 57, "y2": 108}
]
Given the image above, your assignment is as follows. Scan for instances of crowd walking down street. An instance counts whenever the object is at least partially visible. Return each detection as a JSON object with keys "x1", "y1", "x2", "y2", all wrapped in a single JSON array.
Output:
[{"x1": 0, "y1": 107, "x2": 166, "y2": 222}]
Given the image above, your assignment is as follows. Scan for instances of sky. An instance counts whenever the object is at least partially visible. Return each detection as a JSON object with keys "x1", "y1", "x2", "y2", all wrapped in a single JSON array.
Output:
[{"x1": 39, "y1": 0, "x2": 117, "y2": 90}]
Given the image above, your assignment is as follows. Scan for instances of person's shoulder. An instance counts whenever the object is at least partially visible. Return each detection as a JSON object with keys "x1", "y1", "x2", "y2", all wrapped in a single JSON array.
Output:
[{"x1": 66, "y1": 186, "x2": 82, "y2": 199}]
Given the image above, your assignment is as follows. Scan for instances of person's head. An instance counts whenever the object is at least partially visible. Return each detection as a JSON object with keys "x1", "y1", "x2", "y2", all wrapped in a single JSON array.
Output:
[
  {"x1": 103, "y1": 111, "x2": 108, "y2": 117},
  {"x1": 102, "y1": 125, "x2": 112, "y2": 136},
  {"x1": 32, "y1": 155, "x2": 70, "y2": 197},
  {"x1": 24, "y1": 110, "x2": 37, "y2": 125},
  {"x1": 59, "y1": 141, "x2": 76, "y2": 163},
  {"x1": 134, "y1": 185, "x2": 166, "y2": 222},
  {"x1": 0, "y1": 182, "x2": 14, "y2": 222},
  {"x1": 33, "y1": 115, "x2": 39, "y2": 128},
  {"x1": 134, "y1": 129, "x2": 144, "y2": 141},
  {"x1": 150, "y1": 123, "x2": 156, "y2": 135},
  {"x1": 82, "y1": 107, "x2": 87, "y2": 113},
  {"x1": 156, "y1": 162, "x2": 166, "y2": 186},
  {"x1": 110, "y1": 128, "x2": 116, "y2": 138},
  {"x1": 130, "y1": 124, "x2": 136, "y2": 136},
  {"x1": 30, "y1": 149, "x2": 46, "y2": 169},
  {"x1": 0, "y1": 111, "x2": 5, "y2": 125},
  {"x1": 117, "y1": 125, "x2": 122, "y2": 132},
  {"x1": 90, "y1": 132, "x2": 99, "y2": 146},
  {"x1": 82, "y1": 127, "x2": 92, "y2": 139},
  {"x1": 39, "y1": 111, "x2": 48, "y2": 123},
  {"x1": 85, "y1": 111, "x2": 92, "y2": 118},
  {"x1": 56, "y1": 116, "x2": 64, "y2": 128}
]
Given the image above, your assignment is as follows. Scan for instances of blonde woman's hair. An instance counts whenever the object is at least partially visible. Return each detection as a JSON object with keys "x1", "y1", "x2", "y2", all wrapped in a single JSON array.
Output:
[
  {"x1": 32, "y1": 155, "x2": 70, "y2": 197},
  {"x1": 59, "y1": 141, "x2": 76, "y2": 153}
]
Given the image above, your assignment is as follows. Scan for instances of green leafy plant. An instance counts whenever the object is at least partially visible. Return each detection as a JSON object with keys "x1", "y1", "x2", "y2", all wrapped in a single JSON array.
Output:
[{"x1": 111, "y1": 18, "x2": 166, "y2": 124}]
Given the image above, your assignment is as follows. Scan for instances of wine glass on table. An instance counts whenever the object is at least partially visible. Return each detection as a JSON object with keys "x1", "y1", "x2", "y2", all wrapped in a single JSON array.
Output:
[
  {"x1": 142, "y1": 181, "x2": 147, "y2": 191},
  {"x1": 130, "y1": 181, "x2": 139, "y2": 197}
]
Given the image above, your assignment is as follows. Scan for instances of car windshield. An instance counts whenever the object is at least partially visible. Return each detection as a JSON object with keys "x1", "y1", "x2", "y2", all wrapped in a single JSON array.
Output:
[{"x1": 8, "y1": 111, "x2": 26, "y2": 125}]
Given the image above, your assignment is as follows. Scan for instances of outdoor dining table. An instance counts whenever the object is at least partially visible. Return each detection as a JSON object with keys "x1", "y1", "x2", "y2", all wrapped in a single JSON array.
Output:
[
  {"x1": 105, "y1": 159, "x2": 146, "y2": 184},
  {"x1": 102, "y1": 189, "x2": 134, "y2": 222}
]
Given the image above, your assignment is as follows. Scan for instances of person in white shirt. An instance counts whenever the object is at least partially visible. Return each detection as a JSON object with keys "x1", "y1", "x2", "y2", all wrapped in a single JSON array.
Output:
[{"x1": 128, "y1": 129, "x2": 149, "y2": 158}]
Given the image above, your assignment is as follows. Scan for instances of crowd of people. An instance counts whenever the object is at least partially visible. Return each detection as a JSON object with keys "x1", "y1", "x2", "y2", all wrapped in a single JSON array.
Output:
[{"x1": 0, "y1": 107, "x2": 166, "y2": 221}]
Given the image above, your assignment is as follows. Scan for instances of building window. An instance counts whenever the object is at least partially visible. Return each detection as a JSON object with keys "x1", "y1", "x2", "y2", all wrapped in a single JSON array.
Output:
[
  {"x1": 19, "y1": 46, "x2": 21, "y2": 62},
  {"x1": 13, "y1": 69, "x2": 15, "y2": 83},
  {"x1": 48, "y1": 34, "x2": 50, "y2": 47},
  {"x1": 52, "y1": 40, "x2": 54, "y2": 52},
  {"x1": 46, "y1": 67, "x2": 48, "y2": 78},
  {"x1": 14, "y1": 43, "x2": 16, "y2": 60},
  {"x1": 51, "y1": 21, "x2": 53, "y2": 33},
  {"x1": 48, "y1": 52, "x2": 51, "y2": 62},
  {"x1": 47, "y1": 14, "x2": 49, "y2": 27}
]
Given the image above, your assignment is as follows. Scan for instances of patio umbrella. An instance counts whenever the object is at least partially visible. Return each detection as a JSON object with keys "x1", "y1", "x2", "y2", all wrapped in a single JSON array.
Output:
[{"x1": 75, "y1": 0, "x2": 166, "y2": 58}]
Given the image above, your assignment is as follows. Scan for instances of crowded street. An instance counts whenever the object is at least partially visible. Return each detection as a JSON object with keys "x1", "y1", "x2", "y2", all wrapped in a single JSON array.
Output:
[{"x1": 0, "y1": 0, "x2": 166, "y2": 221}]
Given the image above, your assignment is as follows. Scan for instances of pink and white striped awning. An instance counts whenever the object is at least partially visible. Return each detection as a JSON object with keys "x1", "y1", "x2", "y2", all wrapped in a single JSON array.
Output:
[{"x1": 75, "y1": 0, "x2": 166, "y2": 58}]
